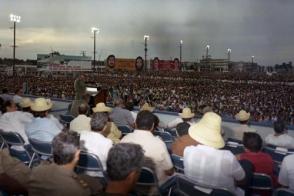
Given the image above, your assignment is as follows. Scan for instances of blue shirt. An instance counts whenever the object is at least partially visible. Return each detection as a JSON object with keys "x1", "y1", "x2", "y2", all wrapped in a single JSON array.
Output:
[{"x1": 25, "y1": 117, "x2": 61, "y2": 142}]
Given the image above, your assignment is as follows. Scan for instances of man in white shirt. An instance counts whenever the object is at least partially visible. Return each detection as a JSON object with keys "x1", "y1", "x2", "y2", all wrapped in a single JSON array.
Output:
[
  {"x1": 184, "y1": 112, "x2": 246, "y2": 196},
  {"x1": 0, "y1": 100, "x2": 33, "y2": 144},
  {"x1": 121, "y1": 110, "x2": 174, "y2": 184},
  {"x1": 79, "y1": 112, "x2": 113, "y2": 173},
  {"x1": 279, "y1": 154, "x2": 294, "y2": 190},
  {"x1": 167, "y1": 107, "x2": 196, "y2": 129},
  {"x1": 70, "y1": 103, "x2": 91, "y2": 133},
  {"x1": 231, "y1": 110, "x2": 256, "y2": 141},
  {"x1": 25, "y1": 98, "x2": 61, "y2": 142},
  {"x1": 265, "y1": 120, "x2": 294, "y2": 149}
]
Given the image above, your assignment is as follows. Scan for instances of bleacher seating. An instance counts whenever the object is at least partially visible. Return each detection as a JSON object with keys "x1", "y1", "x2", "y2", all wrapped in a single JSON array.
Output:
[
  {"x1": 59, "y1": 114, "x2": 74, "y2": 127},
  {"x1": 118, "y1": 126, "x2": 133, "y2": 136},
  {"x1": 171, "y1": 154, "x2": 184, "y2": 173},
  {"x1": 223, "y1": 138, "x2": 245, "y2": 155},
  {"x1": 75, "y1": 151, "x2": 104, "y2": 177}
]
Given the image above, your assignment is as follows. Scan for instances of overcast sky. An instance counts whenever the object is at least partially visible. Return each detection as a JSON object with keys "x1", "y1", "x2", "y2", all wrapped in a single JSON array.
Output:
[{"x1": 0, "y1": 0, "x2": 293, "y2": 66}]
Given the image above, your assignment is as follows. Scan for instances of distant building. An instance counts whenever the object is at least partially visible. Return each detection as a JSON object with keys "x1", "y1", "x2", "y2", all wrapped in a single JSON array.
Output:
[
  {"x1": 37, "y1": 51, "x2": 92, "y2": 72},
  {"x1": 199, "y1": 56, "x2": 229, "y2": 72},
  {"x1": 230, "y1": 61, "x2": 258, "y2": 72}
]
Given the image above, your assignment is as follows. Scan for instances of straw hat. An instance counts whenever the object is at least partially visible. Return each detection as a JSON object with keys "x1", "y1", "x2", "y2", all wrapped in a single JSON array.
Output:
[
  {"x1": 19, "y1": 98, "x2": 32, "y2": 108},
  {"x1": 179, "y1": 107, "x2": 195, "y2": 119},
  {"x1": 140, "y1": 103, "x2": 155, "y2": 112},
  {"x1": 188, "y1": 112, "x2": 224, "y2": 148},
  {"x1": 31, "y1": 98, "x2": 53, "y2": 112},
  {"x1": 235, "y1": 110, "x2": 250, "y2": 121},
  {"x1": 92, "y1": 102, "x2": 112, "y2": 113}
]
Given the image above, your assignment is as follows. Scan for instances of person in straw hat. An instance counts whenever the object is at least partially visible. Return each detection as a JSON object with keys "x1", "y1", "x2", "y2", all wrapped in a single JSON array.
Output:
[
  {"x1": 167, "y1": 107, "x2": 196, "y2": 129},
  {"x1": 19, "y1": 98, "x2": 33, "y2": 113},
  {"x1": 92, "y1": 102, "x2": 122, "y2": 143},
  {"x1": 25, "y1": 98, "x2": 61, "y2": 142},
  {"x1": 183, "y1": 112, "x2": 247, "y2": 196},
  {"x1": 70, "y1": 103, "x2": 91, "y2": 133},
  {"x1": 231, "y1": 110, "x2": 256, "y2": 141}
]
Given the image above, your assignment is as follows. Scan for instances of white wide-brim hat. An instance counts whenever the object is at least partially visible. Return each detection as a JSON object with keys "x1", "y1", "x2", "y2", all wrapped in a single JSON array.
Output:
[
  {"x1": 140, "y1": 103, "x2": 155, "y2": 112},
  {"x1": 19, "y1": 98, "x2": 32, "y2": 108},
  {"x1": 92, "y1": 102, "x2": 112, "y2": 113},
  {"x1": 188, "y1": 112, "x2": 224, "y2": 149},
  {"x1": 235, "y1": 110, "x2": 250, "y2": 121},
  {"x1": 31, "y1": 98, "x2": 53, "y2": 112},
  {"x1": 179, "y1": 107, "x2": 195, "y2": 119}
]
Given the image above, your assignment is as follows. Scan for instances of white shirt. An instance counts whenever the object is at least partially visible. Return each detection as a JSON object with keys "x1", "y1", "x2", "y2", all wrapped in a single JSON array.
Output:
[
  {"x1": 265, "y1": 133, "x2": 294, "y2": 149},
  {"x1": 80, "y1": 131, "x2": 113, "y2": 170},
  {"x1": 279, "y1": 154, "x2": 294, "y2": 190},
  {"x1": 184, "y1": 145, "x2": 245, "y2": 195},
  {"x1": 48, "y1": 114, "x2": 64, "y2": 131},
  {"x1": 0, "y1": 111, "x2": 33, "y2": 144},
  {"x1": 70, "y1": 114, "x2": 91, "y2": 133},
  {"x1": 231, "y1": 124, "x2": 256, "y2": 141},
  {"x1": 121, "y1": 129, "x2": 173, "y2": 183}
]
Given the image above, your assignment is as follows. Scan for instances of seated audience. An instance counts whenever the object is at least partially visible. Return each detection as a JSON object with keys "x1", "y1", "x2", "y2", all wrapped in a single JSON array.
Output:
[
  {"x1": 80, "y1": 112, "x2": 113, "y2": 172},
  {"x1": 167, "y1": 107, "x2": 196, "y2": 129},
  {"x1": 0, "y1": 100, "x2": 33, "y2": 144},
  {"x1": 70, "y1": 103, "x2": 91, "y2": 133},
  {"x1": 184, "y1": 112, "x2": 246, "y2": 196},
  {"x1": 0, "y1": 149, "x2": 31, "y2": 195},
  {"x1": 265, "y1": 120, "x2": 294, "y2": 149},
  {"x1": 121, "y1": 110, "x2": 174, "y2": 183},
  {"x1": 25, "y1": 98, "x2": 61, "y2": 142},
  {"x1": 279, "y1": 154, "x2": 294, "y2": 190},
  {"x1": 29, "y1": 131, "x2": 102, "y2": 196},
  {"x1": 238, "y1": 132, "x2": 276, "y2": 185},
  {"x1": 231, "y1": 110, "x2": 256, "y2": 141},
  {"x1": 105, "y1": 143, "x2": 145, "y2": 195},
  {"x1": 110, "y1": 98, "x2": 134, "y2": 129},
  {"x1": 92, "y1": 102, "x2": 122, "y2": 143}
]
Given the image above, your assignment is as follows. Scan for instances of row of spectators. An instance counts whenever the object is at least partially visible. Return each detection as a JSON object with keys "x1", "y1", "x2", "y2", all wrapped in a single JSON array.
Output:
[{"x1": 0, "y1": 95, "x2": 294, "y2": 195}]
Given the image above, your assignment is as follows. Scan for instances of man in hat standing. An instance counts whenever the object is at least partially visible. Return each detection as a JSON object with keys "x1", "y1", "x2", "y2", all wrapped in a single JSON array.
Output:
[
  {"x1": 25, "y1": 98, "x2": 61, "y2": 142},
  {"x1": 184, "y1": 112, "x2": 246, "y2": 196},
  {"x1": 231, "y1": 110, "x2": 256, "y2": 141}
]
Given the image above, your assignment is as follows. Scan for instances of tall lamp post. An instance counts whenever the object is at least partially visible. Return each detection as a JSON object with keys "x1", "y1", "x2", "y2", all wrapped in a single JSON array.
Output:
[
  {"x1": 251, "y1": 55, "x2": 255, "y2": 64},
  {"x1": 91, "y1": 27, "x2": 99, "y2": 71},
  {"x1": 227, "y1": 48, "x2": 231, "y2": 72},
  {"x1": 180, "y1": 40, "x2": 183, "y2": 68},
  {"x1": 144, "y1": 35, "x2": 150, "y2": 71},
  {"x1": 10, "y1": 14, "x2": 21, "y2": 76},
  {"x1": 205, "y1": 44, "x2": 210, "y2": 70}
]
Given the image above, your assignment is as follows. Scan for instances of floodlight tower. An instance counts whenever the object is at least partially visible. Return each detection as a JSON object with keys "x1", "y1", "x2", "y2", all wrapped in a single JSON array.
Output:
[
  {"x1": 10, "y1": 14, "x2": 21, "y2": 76},
  {"x1": 91, "y1": 27, "x2": 99, "y2": 70},
  {"x1": 144, "y1": 35, "x2": 150, "y2": 71}
]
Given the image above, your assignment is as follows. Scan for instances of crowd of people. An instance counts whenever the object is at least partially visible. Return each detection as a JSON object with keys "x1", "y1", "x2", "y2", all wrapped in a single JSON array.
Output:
[
  {"x1": 1, "y1": 70, "x2": 294, "y2": 125},
  {"x1": 0, "y1": 94, "x2": 294, "y2": 195}
]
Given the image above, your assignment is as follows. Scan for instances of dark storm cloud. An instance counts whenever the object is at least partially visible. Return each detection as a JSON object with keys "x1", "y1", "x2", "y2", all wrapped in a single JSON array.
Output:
[{"x1": 0, "y1": 0, "x2": 293, "y2": 65}]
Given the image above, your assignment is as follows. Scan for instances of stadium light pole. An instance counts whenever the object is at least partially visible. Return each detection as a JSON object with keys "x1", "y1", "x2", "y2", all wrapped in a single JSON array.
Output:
[
  {"x1": 180, "y1": 40, "x2": 183, "y2": 66},
  {"x1": 206, "y1": 44, "x2": 210, "y2": 59},
  {"x1": 144, "y1": 35, "x2": 150, "y2": 71},
  {"x1": 227, "y1": 48, "x2": 231, "y2": 62},
  {"x1": 10, "y1": 14, "x2": 21, "y2": 76},
  {"x1": 91, "y1": 27, "x2": 99, "y2": 71},
  {"x1": 251, "y1": 55, "x2": 255, "y2": 64}
]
